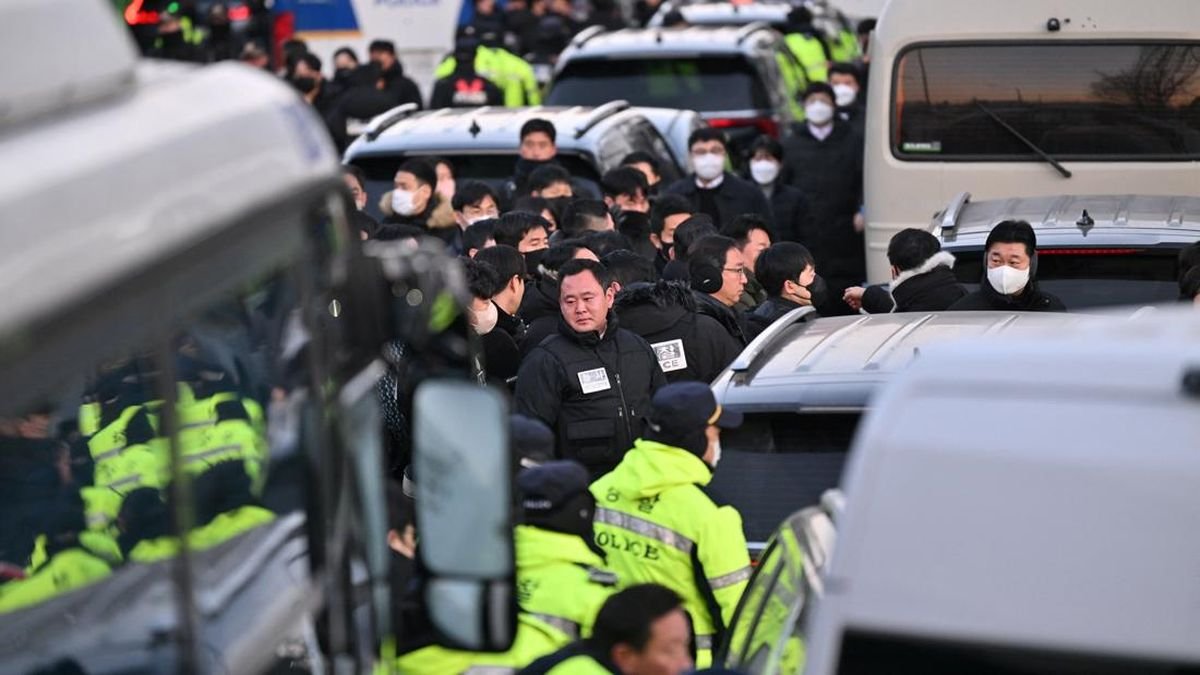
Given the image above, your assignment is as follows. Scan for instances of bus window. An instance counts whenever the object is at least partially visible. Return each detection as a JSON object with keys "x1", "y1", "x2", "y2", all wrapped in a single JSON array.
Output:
[{"x1": 893, "y1": 43, "x2": 1200, "y2": 160}]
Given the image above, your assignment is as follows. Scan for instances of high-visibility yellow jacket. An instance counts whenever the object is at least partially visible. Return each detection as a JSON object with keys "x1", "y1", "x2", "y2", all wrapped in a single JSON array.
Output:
[{"x1": 589, "y1": 439, "x2": 751, "y2": 667}]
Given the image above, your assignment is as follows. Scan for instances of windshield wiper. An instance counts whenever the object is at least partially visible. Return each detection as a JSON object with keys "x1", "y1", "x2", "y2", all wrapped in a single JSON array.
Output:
[{"x1": 975, "y1": 101, "x2": 1072, "y2": 179}]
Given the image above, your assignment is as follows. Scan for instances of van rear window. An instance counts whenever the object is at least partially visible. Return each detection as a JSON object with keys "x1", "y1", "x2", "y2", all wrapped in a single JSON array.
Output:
[
  {"x1": 547, "y1": 57, "x2": 770, "y2": 112},
  {"x1": 952, "y1": 248, "x2": 1181, "y2": 308},
  {"x1": 892, "y1": 43, "x2": 1200, "y2": 159}
]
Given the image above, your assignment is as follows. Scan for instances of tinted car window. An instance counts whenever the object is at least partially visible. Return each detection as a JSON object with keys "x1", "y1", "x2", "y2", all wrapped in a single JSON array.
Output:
[
  {"x1": 953, "y1": 248, "x2": 1181, "y2": 308},
  {"x1": 549, "y1": 57, "x2": 771, "y2": 112},
  {"x1": 838, "y1": 630, "x2": 1200, "y2": 674},
  {"x1": 712, "y1": 412, "x2": 860, "y2": 542},
  {"x1": 893, "y1": 43, "x2": 1200, "y2": 159}
]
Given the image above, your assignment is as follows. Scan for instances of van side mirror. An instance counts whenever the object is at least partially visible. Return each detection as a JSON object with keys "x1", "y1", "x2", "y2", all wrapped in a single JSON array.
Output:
[{"x1": 411, "y1": 380, "x2": 515, "y2": 652}]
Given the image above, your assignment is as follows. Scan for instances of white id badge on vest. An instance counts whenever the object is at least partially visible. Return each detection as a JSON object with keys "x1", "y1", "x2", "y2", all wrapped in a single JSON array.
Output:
[
  {"x1": 577, "y1": 367, "x2": 612, "y2": 394},
  {"x1": 651, "y1": 339, "x2": 688, "y2": 373}
]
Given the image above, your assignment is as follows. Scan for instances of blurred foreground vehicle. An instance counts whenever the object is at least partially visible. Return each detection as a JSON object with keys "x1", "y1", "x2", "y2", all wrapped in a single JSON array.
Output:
[
  {"x1": 719, "y1": 306, "x2": 1200, "y2": 674},
  {"x1": 935, "y1": 193, "x2": 1200, "y2": 310},
  {"x1": 0, "y1": 1, "x2": 514, "y2": 671}
]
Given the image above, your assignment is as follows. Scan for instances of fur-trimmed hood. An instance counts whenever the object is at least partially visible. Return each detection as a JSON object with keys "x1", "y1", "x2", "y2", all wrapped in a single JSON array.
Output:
[
  {"x1": 890, "y1": 251, "x2": 956, "y2": 291},
  {"x1": 615, "y1": 280, "x2": 697, "y2": 312},
  {"x1": 378, "y1": 191, "x2": 456, "y2": 229}
]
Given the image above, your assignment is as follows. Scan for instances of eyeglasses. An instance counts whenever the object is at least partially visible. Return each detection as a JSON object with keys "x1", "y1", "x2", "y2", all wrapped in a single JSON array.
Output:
[{"x1": 723, "y1": 267, "x2": 747, "y2": 276}]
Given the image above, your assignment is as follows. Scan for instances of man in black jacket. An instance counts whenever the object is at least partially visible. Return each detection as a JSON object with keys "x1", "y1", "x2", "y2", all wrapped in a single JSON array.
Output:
[
  {"x1": 843, "y1": 229, "x2": 967, "y2": 313},
  {"x1": 782, "y1": 82, "x2": 865, "y2": 291},
  {"x1": 687, "y1": 235, "x2": 752, "y2": 345},
  {"x1": 746, "y1": 135, "x2": 813, "y2": 245},
  {"x1": 475, "y1": 245, "x2": 530, "y2": 346},
  {"x1": 947, "y1": 220, "x2": 1067, "y2": 312},
  {"x1": 515, "y1": 260, "x2": 666, "y2": 479},
  {"x1": 518, "y1": 241, "x2": 600, "y2": 358},
  {"x1": 750, "y1": 241, "x2": 824, "y2": 332},
  {"x1": 664, "y1": 128, "x2": 772, "y2": 229},
  {"x1": 616, "y1": 281, "x2": 743, "y2": 384},
  {"x1": 367, "y1": 40, "x2": 423, "y2": 109}
]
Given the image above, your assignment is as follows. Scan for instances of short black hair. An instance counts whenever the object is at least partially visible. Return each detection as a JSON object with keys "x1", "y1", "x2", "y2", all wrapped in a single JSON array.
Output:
[
  {"x1": 494, "y1": 211, "x2": 550, "y2": 248},
  {"x1": 887, "y1": 228, "x2": 941, "y2": 271},
  {"x1": 474, "y1": 244, "x2": 527, "y2": 285},
  {"x1": 464, "y1": 257, "x2": 503, "y2": 299},
  {"x1": 542, "y1": 240, "x2": 591, "y2": 279},
  {"x1": 802, "y1": 81, "x2": 836, "y2": 102},
  {"x1": 856, "y1": 18, "x2": 877, "y2": 35},
  {"x1": 756, "y1": 242, "x2": 816, "y2": 298},
  {"x1": 687, "y1": 127, "x2": 727, "y2": 151},
  {"x1": 582, "y1": 230, "x2": 634, "y2": 258},
  {"x1": 297, "y1": 52, "x2": 322, "y2": 73},
  {"x1": 688, "y1": 234, "x2": 738, "y2": 278},
  {"x1": 398, "y1": 157, "x2": 437, "y2": 190},
  {"x1": 513, "y1": 194, "x2": 549, "y2": 214},
  {"x1": 603, "y1": 250, "x2": 656, "y2": 287},
  {"x1": 749, "y1": 134, "x2": 784, "y2": 162},
  {"x1": 452, "y1": 180, "x2": 498, "y2": 212},
  {"x1": 520, "y1": 118, "x2": 557, "y2": 144},
  {"x1": 621, "y1": 151, "x2": 660, "y2": 174},
  {"x1": 985, "y1": 219, "x2": 1038, "y2": 257},
  {"x1": 1178, "y1": 241, "x2": 1200, "y2": 283},
  {"x1": 672, "y1": 215, "x2": 717, "y2": 262},
  {"x1": 828, "y1": 61, "x2": 861, "y2": 84},
  {"x1": 650, "y1": 194, "x2": 694, "y2": 236},
  {"x1": 602, "y1": 167, "x2": 649, "y2": 201},
  {"x1": 562, "y1": 199, "x2": 610, "y2": 237},
  {"x1": 722, "y1": 213, "x2": 773, "y2": 247},
  {"x1": 463, "y1": 219, "x2": 497, "y2": 253},
  {"x1": 558, "y1": 258, "x2": 613, "y2": 292},
  {"x1": 333, "y1": 46, "x2": 359, "y2": 64},
  {"x1": 342, "y1": 164, "x2": 367, "y2": 193},
  {"x1": 528, "y1": 165, "x2": 572, "y2": 194},
  {"x1": 368, "y1": 39, "x2": 396, "y2": 54},
  {"x1": 591, "y1": 585, "x2": 684, "y2": 654}
]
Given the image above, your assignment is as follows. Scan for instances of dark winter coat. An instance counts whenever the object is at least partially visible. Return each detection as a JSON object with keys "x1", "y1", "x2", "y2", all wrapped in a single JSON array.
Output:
[
  {"x1": 764, "y1": 182, "x2": 813, "y2": 245},
  {"x1": 615, "y1": 281, "x2": 744, "y2": 384},
  {"x1": 518, "y1": 279, "x2": 561, "y2": 359},
  {"x1": 664, "y1": 172, "x2": 772, "y2": 229},
  {"x1": 860, "y1": 252, "x2": 969, "y2": 314},
  {"x1": 748, "y1": 296, "x2": 815, "y2": 334},
  {"x1": 947, "y1": 272, "x2": 1068, "y2": 313},
  {"x1": 515, "y1": 315, "x2": 666, "y2": 478},
  {"x1": 376, "y1": 62, "x2": 424, "y2": 109},
  {"x1": 693, "y1": 291, "x2": 751, "y2": 346},
  {"x1": 781, "y1": 121, "x2": 864, "y2": 282}
]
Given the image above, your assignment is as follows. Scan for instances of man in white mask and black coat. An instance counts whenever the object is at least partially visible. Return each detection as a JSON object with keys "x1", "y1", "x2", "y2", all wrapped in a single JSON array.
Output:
[
  {"x1": 663, "y1": 128, "x2": 771, "y2": 229},
  {"x1": 947, "y1": 220, "x2": 1067, "y2": 312}
]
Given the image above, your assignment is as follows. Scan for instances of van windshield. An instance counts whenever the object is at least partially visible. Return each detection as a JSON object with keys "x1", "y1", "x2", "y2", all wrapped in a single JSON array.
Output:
[
  {"x1": 892, "y1": 43, "x2": 1200, "y2": 159},
  {"x1": 548, "y1": 57, "x2": 770, "y2": 112}
]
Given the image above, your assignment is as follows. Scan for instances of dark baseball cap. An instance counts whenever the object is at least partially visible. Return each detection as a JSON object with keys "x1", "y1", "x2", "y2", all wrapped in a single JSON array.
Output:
[
  {"x1": 517, "y1": 460, "x2": 590, "y2": 514},
  {"x1": 645, "y1": 381, "x2": 743, "y2": 438},
  {"x1": 511, "y1": 414, "x2": 555, "y2": 469}
]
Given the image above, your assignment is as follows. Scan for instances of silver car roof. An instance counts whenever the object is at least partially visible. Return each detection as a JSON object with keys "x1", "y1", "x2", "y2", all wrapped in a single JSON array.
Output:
[
  {"x1": 564, "y1": 25, "x2": 779, "y2": 57},
  {"x1": 713, "y1": 310, "x2": 1101, "y2": 410},
  {"x1": 346, "y1": 104, "x2": 645, "y2": 157},
  {"x1": 935, "y1": 194, "x2": 1200, "y2": 249}
]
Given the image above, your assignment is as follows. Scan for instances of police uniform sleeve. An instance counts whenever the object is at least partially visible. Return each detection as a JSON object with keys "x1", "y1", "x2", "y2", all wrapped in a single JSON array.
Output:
[
  {"x1": 697, "y1": 504, "x2": 753, "y2": 626},
  {"x1": 514, "y1": 346, "x2": 564, "y2": 437}
]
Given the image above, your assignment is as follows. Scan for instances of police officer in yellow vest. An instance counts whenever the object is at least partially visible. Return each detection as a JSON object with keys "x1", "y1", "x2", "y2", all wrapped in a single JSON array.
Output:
[
  {"x1": 784, "y1": 7, "x2": 831, "y2": 84},
  {"x1": 589, "y1": 381, "x2": 751, "y2": 668},
  {"x1": 434, "y1": 25, "x2": 541, "y2": 108}
]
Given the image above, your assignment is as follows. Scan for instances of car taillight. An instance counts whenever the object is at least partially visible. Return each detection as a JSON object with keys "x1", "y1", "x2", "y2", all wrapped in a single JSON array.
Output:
[
  {"x1": 124, "y1": 0, "x2": 159, "y2": 25},
  {"x1": 708, "y1": 117, "x2": 780, "y2": 138},
  {"x1": 273, "y1": 11, "x2": 295, "y2": 67},
  {"x1": 229, "y1": 4, "x2": 251, "y2": 21},
  {"x1": 1037, "y1": 248, "x2": 1142, "y2": 256}
]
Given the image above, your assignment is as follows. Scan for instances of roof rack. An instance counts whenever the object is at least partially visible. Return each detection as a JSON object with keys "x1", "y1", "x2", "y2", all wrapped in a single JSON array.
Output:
[
  {"x1": 573, "y1": 100, "x2": 630, "y2": 139},
  {"x1": 735, "y1": 20, "x2": 771, "y2": 44},
  {"x1": 729, "y1": 306, "x2": 816, "y2": 373},
  {"x1": 571, "y1": 25, "x2": 605, "y2": 48},
  {"x1": 364, "y1": 103, "x2": 420, "y2": 141},
  {"x1": 939, "y1": 191, "x2": 971, "y2": 231}
]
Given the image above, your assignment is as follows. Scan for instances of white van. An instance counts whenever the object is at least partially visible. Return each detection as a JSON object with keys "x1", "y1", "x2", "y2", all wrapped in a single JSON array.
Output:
[
  {"x1": 799, "y1": 306, "x2": 1200, "y2": 673},
  {"x1": 861, "y1": 0, "x2": 1200, "y2": 282}
]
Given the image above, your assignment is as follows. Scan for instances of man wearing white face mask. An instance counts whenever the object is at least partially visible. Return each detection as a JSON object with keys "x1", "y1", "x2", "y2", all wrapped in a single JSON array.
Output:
[
  {"x1": 829, "y1": 62, "x2": 865, "y2": 135},
  {"x1": 782, "y1": 82, "x2": 866, "y2": 313},
  {"x1": 379, "y1": 158, "x2": 456, "y2": 234},
  {"x1": 663, "y1": 128, "x2": 771, "y2": 230},
  {"x1": 948, "y1": 220, "x2": 1067, "y2": 312},
  {"x1": 746, "y1": 135, "x2": 812, "y2": 245}
]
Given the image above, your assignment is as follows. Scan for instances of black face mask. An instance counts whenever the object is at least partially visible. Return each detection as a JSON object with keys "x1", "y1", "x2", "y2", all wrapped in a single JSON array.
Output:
[
  {"x1": 515, "y1": 157, "x2": 552, "y2": 179},
  {"x1": 159, "y1": 30, "x2": 184, "y2": 48},
  {"x1": 659, "y1": 241, "x2": 673, "y2": 259},
  {"x1": 805, "y1": 274, "x2": 829, "y2": 308},
  {"x1": 292, "y1": 76, "x2": 318, "y2": 94},
  {"x1": 524, "y1": 248, "x2": 548, "y2": 275}
]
